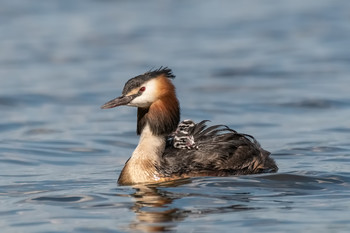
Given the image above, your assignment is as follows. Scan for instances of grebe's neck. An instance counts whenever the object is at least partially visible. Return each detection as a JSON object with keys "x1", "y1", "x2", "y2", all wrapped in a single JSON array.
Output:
[
  {"x1": 118, "y1": 124, "x2": 165, "y2": 185},
  {"x1": 118, "y1": 92, "x2": 180, "y2": 185}
]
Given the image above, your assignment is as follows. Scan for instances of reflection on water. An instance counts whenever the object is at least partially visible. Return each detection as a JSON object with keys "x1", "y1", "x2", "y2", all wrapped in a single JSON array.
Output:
[
  {"x1": 129, "y1": 183, "x2": 252, "y2": 233},
  {"x1": 129, "y1": 183, "x2": 187, "y2": 232},
  {"x1": 122, "y1": 172, "x2": 350, "y2": 232}
]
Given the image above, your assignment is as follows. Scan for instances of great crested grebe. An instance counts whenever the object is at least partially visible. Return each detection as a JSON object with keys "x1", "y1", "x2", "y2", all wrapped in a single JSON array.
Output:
[{"x1": 101, "y1": 67, "x2": 278, "y2": 185}]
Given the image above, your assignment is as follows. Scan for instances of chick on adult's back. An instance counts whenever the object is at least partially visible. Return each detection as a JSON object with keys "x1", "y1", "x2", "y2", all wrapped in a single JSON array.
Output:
[{"x1": 101, "y1": 67, "x2": 278, "y2": 185}]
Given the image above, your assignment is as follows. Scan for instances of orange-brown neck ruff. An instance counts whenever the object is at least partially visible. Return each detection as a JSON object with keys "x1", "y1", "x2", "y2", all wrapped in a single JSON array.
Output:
[{"x1": 137, "y1": 76, "x2": 180, "y2": 136}]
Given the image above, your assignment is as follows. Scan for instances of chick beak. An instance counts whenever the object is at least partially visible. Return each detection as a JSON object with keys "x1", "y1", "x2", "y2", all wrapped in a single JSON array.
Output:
[{"x1": 101, "y1": 95, "x2": 134, "y2": 109}]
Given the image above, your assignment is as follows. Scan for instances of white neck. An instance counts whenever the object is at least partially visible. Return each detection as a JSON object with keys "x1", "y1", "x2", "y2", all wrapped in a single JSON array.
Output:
[
  {"x1": 118, "y1": 124, "x2": 166, "y2": 185},
  {"x1": 133, "y1": 124, "x2": 165, "y2": 160}
]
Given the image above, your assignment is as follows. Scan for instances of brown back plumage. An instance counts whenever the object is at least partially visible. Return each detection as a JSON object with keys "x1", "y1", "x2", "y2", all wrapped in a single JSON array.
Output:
[{"x1": 161, "y1": 120, "x2": 278, "y2": 177}]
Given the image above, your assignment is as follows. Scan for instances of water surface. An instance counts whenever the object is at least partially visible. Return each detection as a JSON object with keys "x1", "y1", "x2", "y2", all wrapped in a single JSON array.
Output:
[{"x1": 1, "y1": 0, "x2": 350, "y2": 232}]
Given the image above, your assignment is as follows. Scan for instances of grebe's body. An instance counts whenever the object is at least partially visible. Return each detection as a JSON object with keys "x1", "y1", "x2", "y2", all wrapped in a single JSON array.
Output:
[{"x1": 101, "y1": 68, "x2": 277, "y2": 185}]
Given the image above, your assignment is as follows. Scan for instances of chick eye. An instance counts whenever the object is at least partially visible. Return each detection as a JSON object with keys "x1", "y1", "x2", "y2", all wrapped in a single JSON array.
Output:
[{"x1": 139, "y1": 87, "x2": 146, "y2": 92}]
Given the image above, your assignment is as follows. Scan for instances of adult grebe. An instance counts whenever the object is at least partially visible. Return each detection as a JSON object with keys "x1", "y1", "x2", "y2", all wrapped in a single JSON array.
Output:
[{"x1": 101, "y1": 67, "x2": 278, "y2": 185}]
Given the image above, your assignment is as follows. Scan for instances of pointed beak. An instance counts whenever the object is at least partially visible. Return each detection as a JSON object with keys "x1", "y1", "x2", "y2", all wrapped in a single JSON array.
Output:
[{"x1": 101, "y1": 95, "x2": 134, "y2": 109}]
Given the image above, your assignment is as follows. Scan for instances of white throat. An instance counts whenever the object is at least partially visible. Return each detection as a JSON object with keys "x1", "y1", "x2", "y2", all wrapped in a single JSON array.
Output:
[
  {"x1": 119, "y1": 124, "x2": 166, "y2": 184},
  {"x1": 132, "y1": 124, "x2": 166, "y2": 160}
]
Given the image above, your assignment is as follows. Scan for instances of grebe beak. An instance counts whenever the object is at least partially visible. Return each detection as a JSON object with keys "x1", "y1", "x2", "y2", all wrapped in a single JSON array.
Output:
[{"x1": 101, "y1": 95, "x2": 134, "y2": 109}]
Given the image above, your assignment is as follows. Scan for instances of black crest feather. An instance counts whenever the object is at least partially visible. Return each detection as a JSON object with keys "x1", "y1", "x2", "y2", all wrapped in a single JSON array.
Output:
[{"x1": 145, "y1": 66, "x2": 175, "y2": 79}]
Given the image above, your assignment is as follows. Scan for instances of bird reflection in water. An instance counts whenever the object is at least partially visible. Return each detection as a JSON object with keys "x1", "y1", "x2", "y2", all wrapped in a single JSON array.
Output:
[
  {"x1": 125, "y1": 179, "x2": 256, "y2": 232},
  {"x1": 128, "y1": 179, "x2": 190, "y2": 232}
]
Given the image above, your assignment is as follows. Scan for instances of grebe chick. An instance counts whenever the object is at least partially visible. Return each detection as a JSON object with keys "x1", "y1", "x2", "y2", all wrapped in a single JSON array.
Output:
[{"x1": 101, "y1": 67, "x2": 278, "y2": 185}]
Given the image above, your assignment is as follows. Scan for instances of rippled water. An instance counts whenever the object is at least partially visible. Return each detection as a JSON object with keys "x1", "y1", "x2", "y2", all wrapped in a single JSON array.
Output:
[{"x1": 1, "y1": 0, "x2": 350, "y2": 232}]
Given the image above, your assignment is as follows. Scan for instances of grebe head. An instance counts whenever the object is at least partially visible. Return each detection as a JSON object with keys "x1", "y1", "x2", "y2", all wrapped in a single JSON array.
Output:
[
  {"x1": 101, "y1": 67, "x2": 176, "y2": 109},
  {"x1": 101, "y1": 67, "x2": 180, "y2": 136}
]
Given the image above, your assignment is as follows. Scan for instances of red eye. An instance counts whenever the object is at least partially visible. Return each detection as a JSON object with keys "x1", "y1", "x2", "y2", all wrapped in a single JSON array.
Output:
[{"x1": 139, "y1": 87, "x2": 146, "y2": 92}]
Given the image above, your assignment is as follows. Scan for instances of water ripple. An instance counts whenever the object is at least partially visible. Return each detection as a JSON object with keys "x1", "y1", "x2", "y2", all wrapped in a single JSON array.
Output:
[
  {"x1": 28, "y1": 195, "x2": 96, "y2": 204},
  {"x1": 279, "y1": 99, "x2": 350, "y2": 109}
]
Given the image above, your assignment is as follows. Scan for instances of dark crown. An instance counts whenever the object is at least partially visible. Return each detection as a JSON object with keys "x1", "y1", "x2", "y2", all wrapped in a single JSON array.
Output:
[{"x1": 122, "y1": 67, "x2": 175, "y2": 95}]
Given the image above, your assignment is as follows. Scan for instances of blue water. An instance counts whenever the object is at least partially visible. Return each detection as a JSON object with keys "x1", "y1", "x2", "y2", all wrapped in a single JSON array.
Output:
[{"x1": 1, "y1": 0, "x2": 350, "y2": 232}]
